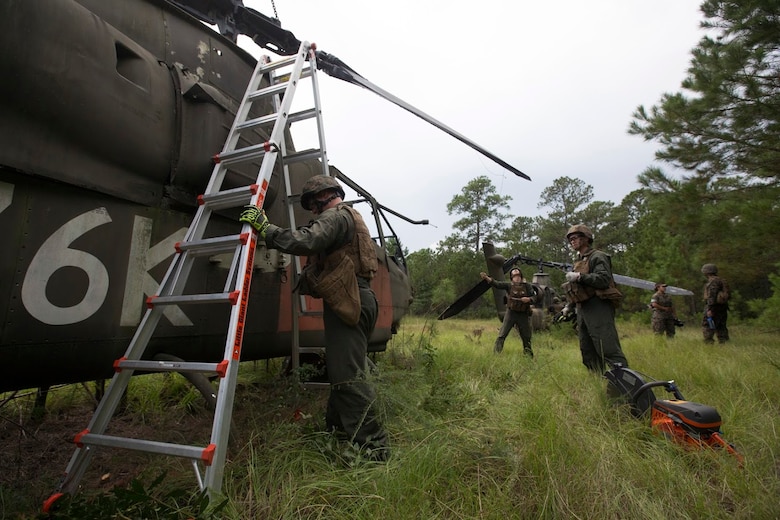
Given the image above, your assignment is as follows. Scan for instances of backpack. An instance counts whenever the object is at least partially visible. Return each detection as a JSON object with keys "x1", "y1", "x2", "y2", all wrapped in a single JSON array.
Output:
[{"x1": 716, "y1": 280, "x2": 730, "y2": 304}]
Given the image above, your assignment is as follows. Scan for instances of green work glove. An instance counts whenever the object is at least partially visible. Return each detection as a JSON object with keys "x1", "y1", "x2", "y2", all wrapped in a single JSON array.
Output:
[{"x1": 239, "y1": 205, "x2": 269, "y2": 238}]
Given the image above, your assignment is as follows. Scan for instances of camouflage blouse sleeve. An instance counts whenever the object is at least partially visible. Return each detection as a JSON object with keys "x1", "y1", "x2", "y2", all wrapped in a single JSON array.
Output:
[
  {"x1": 704, "y1": 278, "x2": 721, "y2": 308},
  {"x1": 489, "y1": 279, "x2": 511, "y2": 291},
  {"x1": 580, "y1": 250, "x2": 613, "y2": 290},
  {"x1": 264, "y1": 206, "x2": 351, "y2": 256}
]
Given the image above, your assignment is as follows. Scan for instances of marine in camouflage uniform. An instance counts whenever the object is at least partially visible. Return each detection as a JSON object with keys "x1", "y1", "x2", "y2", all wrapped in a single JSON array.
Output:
[
  {"x1": 701, "y1": 263, "x2": 729, "y2": 344},
  {"x1": 240, "y1": 175, "x2": 389, "y2": 460},
  {"x1": 650, "y1": 282, "x2": 676, "y2": 338},
  {"x1": 481, "y1": 267, "x2": 538, "y2": 357},
  {"x1": 563, "y1": 224, "x2": 629, "y2": 373}
]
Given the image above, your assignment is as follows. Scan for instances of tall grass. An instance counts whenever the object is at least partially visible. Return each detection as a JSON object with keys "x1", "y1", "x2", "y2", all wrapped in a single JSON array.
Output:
[
  {"x1": 216, "y1": 317, "x2": 778, "y2": 519},
  {"x1": 6, "y1": 317, "x2": 779, "y2": 519}
]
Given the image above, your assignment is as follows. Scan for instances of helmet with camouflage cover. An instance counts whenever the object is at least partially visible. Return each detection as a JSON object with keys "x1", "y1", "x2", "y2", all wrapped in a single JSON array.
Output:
[
  {"x1": 701, "y1": 263, "x2": 718, "y2": 275},
  {"x1": 566, "y1": 223, "x2": 593, "y2": 243},
  {"x1": 299, "y1": 175, "x2": 346, "y2": 211}
]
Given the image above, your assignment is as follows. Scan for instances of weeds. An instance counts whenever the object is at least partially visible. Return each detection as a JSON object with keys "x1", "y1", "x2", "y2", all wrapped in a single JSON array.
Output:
[
  {"x1": 41, "y1": 472, "x2": 228, "y2": 520},
  {"x1": 3, "y1": 318, "x2": 778, "y2": 519}
]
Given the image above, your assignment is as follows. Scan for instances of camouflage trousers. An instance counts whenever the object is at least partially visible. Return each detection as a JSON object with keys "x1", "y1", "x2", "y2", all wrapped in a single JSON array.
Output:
[
  {"x1": 577, "y1": 297, "x2": 629, "y2": 373},
  {"x1": 494, "y1": 308, "x2": 533, "y2": 356},
  {"x1": 323, "y1": 280, "x2": 388, "y2": 452},
  {"x1": 702, "y1": 306, "x2": 729, "y2": 344},
  {"x1": 652, "y1": 315, "x2": 675, "y2": 338}
]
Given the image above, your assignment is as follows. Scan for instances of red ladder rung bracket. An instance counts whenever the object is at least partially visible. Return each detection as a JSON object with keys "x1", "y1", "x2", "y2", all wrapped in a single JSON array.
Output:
[
  {"x1": 113, "y1": 357, "x2": 127, "y2": 372},
  {"x1": 43, "y1": 493, "x2": 65, "y2": 514},
  {"x1": 201, "y1": 444, "x2": 217, "y2": 465},
  {"x1": 215, "y1": 360, "x2": 229, "y2": 378},
  {"x1": 74, "y1": 429, "x2": 90, "y2": 448},
  {"x1": 228, "y1": 290, "x2": 240, "y2": 305},
  {"x1": 146, "y1": 296, "x2": 157, "y2": 309},
  {"x1": 239, "y1": 232, "x2": 249, "y2": 245}
]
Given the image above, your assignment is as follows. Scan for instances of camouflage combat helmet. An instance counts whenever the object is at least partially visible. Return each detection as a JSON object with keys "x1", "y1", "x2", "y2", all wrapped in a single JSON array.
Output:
[
  {"x1": 701, "y1": 263, "x2": 718, "y2": 275},
  {"x1": 299, "y1": 175, "x2": 345, "y2": 211},
  {"x1": 566, "y1": 223, "x2": 594, "y2": 242}
]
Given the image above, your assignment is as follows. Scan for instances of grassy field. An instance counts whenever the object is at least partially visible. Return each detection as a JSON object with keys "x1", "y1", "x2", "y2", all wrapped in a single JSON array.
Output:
[{"x1": 2, "y1": 317, "x2": 779, "y2": 519}]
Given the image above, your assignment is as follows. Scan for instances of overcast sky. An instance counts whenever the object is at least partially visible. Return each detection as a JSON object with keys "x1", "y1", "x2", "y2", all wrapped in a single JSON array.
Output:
[{"x1": 239, "y1": 1, "x2": 705, "y2": 252}]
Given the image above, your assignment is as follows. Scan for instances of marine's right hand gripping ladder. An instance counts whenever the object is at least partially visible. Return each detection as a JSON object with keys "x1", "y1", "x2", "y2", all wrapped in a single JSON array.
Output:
[{"x1": 46, "y1": 40, "x2": 328, "y2": 510}]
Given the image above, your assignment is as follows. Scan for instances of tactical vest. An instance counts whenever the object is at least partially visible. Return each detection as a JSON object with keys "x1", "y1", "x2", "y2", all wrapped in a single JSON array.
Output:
[
  {"x1": 300, "y1": 204, "x2": 377, "y2": 325},
  {"x1": 564, "y1": 252, "x2": 597, "y2": 303},
  {"x1": 329, "y1": 204, "x2": 377, "y2": 280},
  {"x1": 507, "y1": 282, "x2": 533, "y2": 313}
]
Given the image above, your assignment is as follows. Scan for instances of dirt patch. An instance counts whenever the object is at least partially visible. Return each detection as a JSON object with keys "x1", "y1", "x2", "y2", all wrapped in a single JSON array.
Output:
[{"x1": 0, "y1": 376, "x2": 325, "y2": 517}]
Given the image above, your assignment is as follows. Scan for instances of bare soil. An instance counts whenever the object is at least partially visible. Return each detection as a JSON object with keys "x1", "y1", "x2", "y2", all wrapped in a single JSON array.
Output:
[{"x1": 0, "y1": 376, "x2": 323, "y2": 518}]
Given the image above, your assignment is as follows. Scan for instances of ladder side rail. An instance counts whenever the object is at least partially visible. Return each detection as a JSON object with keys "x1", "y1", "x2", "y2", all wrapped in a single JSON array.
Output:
[
  {"x1": 274, "y1": 65, "x2": 307, "y2": 319},
  {"x1": 59, "y1": 446, "x2": 96, "y2": 494},
  {"x1": 280, "y1": 43, "x2": 328, "y2": 370},
  {"x1": 58, "y1": 306, "x2": 167, "y2": 493},
  {"x1": 278, "y1": 117, "x2": 304, "y2": 370},
  {"x1": 275, "y1": 48, "x2": 311, "y2": 369},
  {"x1": 203, "y1": 43, "x2": 312, "y2": 489},
  {"x1": 261, "y1": 44, "x2": 310, "y2": 165},
  {"x1": 182, "y1": 203, "x2": 216, "y2": 245},
  {"x1": 306, "y1": 48, "x2": 330, "y2": 175},
  {"x1": 221, "y1": 243, "x2": 244, "y2": 293},
  {"x1": 203, "y1": 207, "x2": 266, "y2": 492},
  {"x1": 183, "y1": 206, "x2": 222, "y2": 247},
  {"x1": 150, "y1": 250, "x2": 203, "y2": 307},
  {"x1": 203, "y1": 58, "x2": 271, "y2": 196}
]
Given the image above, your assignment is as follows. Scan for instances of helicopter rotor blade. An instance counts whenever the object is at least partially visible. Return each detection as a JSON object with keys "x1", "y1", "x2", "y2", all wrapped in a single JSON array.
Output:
[
  {"x1": 192, "y1": 4, "x2": 530, "y2": 180},
  {"x1": 439, "y1": 253, "x2": 528, "y2": 320},
  {"x1": 438, "y1": 280, "x2": 492, "y2": 320},
  {"x1": 613, "y1": 274, "x2": 694, "y2": 296},
  {"x1": 315, "y1": 52, "x2": 531, "y2": 181}
]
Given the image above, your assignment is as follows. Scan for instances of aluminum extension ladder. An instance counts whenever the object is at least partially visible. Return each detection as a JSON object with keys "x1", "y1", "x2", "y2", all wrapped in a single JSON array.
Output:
[{"x1": 47, "y1": 40, "x2": 328, "y2": 507}]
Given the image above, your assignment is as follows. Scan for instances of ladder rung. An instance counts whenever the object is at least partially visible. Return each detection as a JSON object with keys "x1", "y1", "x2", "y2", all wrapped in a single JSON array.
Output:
[
  {"x1": 235, "y1": 113, "x2": 278, "y2": 132},
  {"x1": 214, "y1": 142, "x2": 274, "y2": 166},
  {"x1": 175, "y1": 234, "x2": 248, "y2": 256},
  {"x1": 113, "y1": 358, "x2": 229, "y2": 377},
  {"x1": 283, "y1": 148, "x2": 324, "y2": 165},
  {"x1": 74, "y1": 431, "x2": 216, "y2": 464},
  {"x1": 147, "y1": 291, "x2": 239, "y2": 308},
  {"x1": 272, "y1": 66, "x2": 313, "y2": 85},
  {"x1": 258, "y1": 55, "x2": 298, "y2": 74},
  {"x1": 236, "y1": 107, "x2": 318, "y2": 133},
  {"x1": 247, "y1": 82, "x2": 288, "y2": 103},
  {"x1": 198, "y1": 185, "x2": 258, "y2": 210},
  {"x1": 287, "y1": 107, "x2": 318, "y2": 124}
]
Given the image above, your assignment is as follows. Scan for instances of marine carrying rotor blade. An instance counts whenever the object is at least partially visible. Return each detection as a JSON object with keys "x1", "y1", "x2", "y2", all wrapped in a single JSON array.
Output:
[
  {"x1": 438, "y1": 254, "x2": 526, "y2": 320},
  {"x1": 316, "y1": 51, "x2": 530, "y2": 181}
]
